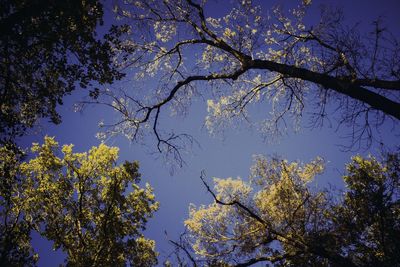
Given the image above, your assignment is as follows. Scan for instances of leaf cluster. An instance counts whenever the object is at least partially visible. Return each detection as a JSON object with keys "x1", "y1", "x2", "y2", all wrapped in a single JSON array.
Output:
[
  {"x1": 0, "y1": 137, "x2": 159, "y2": 266},
  {"x1": 0, "y1": 0, "x2": 126, "y2": 143}
]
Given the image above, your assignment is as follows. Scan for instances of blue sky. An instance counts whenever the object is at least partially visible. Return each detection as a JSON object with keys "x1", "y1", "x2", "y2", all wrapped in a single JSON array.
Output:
[{"x1": 18, "y1": 0, "x2": 399, "y2": 265}]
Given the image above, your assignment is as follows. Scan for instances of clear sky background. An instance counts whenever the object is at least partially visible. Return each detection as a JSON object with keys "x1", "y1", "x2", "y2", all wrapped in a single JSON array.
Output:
[{"x1": 18, "y1": 0, "x2": 399, "y2": 266}]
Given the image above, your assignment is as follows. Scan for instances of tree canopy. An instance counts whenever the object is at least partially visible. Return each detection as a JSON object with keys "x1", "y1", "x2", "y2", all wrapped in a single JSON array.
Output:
[
  {"x1": 0, "y1": 0, "x2": 126, "y2": 143},
  {"x1": 89, "y1": 0, "x2": 399, "y2": 161},
  {"x1": 0, "y1": 138, "x2": 158, "y2": 266},
  {"x1": 182, "y1": 153, "x2": 400, "y2": 266}
]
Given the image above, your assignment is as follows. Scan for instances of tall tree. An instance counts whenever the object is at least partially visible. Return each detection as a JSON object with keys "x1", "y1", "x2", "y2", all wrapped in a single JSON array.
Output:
[
  {"x1": 0, "y1": 138, "x2": 159, "y2": 266},
  {"x1": 91, "y1": 0, "x2": 399, "y2": 162},
  {"x1": 182, "y1": 153, "x2": 400, "y2": 266},
  {"x1": 0, "y1": 0, "x2": 126, "y2": 143}
]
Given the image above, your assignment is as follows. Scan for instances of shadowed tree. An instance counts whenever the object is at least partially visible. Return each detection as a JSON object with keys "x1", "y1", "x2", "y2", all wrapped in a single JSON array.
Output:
[
  {"x1": 0, "y1": 0, "x2": 127, "y2": 143},
  {"x1": 180, "y1": 153, "x2": 400, "y2": 267},
  {"x1": 88, "y1": 0, "x2": 399, "y2": 164},
  {"x1": 0, "y1": 146, "x2": 37, "y2": 266},
  {"x1": 0, "y1": 138, "x2": 159, "y2": 266}
]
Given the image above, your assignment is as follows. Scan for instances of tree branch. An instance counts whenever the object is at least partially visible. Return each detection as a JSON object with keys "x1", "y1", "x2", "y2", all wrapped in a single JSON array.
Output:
[{"x1": 251, "y1": 59, "x2": 400, "y2": 120}]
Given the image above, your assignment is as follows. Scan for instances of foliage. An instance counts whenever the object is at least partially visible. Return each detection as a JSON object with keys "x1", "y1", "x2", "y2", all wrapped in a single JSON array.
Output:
[
  {"x1": 334, "y1": 154, "x2": 400, "y2": 267},
  {"x1": 0, "y1": 138, "x2": 159, "y2": 266},
  {"x1": 183, "y1": 153, "x2": 400, "y2": 266},
  {"x1": 0, "y1": 0, "x2": 126, "y2": 142},
  {"x1": 0, "y1": 146, "x2": 37, "y2": 266},
  {"x1": 89, "y1": 0, "x2": 400, "y2": 160}
]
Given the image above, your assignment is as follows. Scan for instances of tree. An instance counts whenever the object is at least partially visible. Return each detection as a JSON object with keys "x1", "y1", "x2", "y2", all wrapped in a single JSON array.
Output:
[
  {"x1": 0, "y1": 0, "x2": 127, "y2": 143},
  {"x1": 333, "y1": 153, "x2": 400, "y2": 267},
  {"x1": 0, "y1": 137, "x2": 159, "y2": 266},
  {"x1": 183, "y1": 153, "x2": 400, "y2": 266},
  {"x1": 90, "y1": 0, "x2": 399, "y2": 162},
  {"x1": 0, "y1": 146, "x2": 37, "y2": 266}
]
